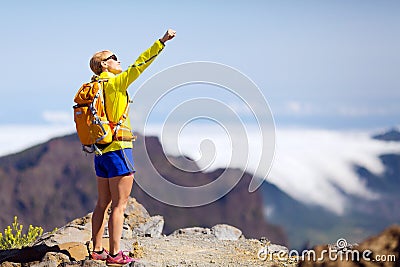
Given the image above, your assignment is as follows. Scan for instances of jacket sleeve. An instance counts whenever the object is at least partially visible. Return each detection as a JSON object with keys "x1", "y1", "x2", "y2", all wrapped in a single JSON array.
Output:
[{"x1": 113, "y1": 39, "x2": 165, "y2": 91}]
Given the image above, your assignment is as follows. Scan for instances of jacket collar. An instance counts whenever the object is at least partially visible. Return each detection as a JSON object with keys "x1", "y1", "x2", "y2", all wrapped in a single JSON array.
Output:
[{"x1": 99, "y1": 72, "x2": 116, "y2": 79}]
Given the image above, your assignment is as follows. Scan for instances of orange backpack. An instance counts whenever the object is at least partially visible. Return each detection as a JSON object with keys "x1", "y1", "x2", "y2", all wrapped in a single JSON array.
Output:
[{"x1": 73, "y1": 79, "x2": 133, "y2": 154}]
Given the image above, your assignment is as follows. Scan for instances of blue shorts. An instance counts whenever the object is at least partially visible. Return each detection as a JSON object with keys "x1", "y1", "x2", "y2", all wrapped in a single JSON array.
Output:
[{"x1": 94, "y1": 148, "x2": 135, "y2": 178}]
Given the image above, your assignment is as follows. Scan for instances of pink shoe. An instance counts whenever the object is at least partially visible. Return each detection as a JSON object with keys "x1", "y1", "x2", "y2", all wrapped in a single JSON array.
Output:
[
  {"x1": 91, "y1": 248, "x2": 109, "y2": 260},
  {"x1": 106, "y1": 251, "x2": 137, "y2": 265}
]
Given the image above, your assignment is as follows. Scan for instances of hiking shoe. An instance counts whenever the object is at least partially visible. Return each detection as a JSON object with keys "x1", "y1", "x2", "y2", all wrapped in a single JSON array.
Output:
[
  {"x1": 106, "y1": 251, "x2": 136, "y2": 265},
  {"x1": 91, "y1": 248, "x2": 109, "y2": 260}
]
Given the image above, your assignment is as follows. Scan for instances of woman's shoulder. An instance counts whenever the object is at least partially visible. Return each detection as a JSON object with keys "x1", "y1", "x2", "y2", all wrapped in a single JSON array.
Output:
[{"x1": 99, "y1": 72, "x2": 116, "y2": 79}]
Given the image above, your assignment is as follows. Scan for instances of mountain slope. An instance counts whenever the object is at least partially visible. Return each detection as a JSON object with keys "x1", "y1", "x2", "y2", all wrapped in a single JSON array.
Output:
[
  {"x1": 0, "y1": 133, "x2": 287, "y2": 245},
  {"x1": 0, "y1": 134, "x2": 97, "y2": 230}
]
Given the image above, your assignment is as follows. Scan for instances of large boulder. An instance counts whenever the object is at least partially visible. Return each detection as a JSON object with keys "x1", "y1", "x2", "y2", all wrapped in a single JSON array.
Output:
[
  {"x1": 124, "y1": 198, "x2": 164, "y2": 238},
  {"x1": 170, "y1": 224, "x2": 244, "y2": 240},
  {"x1": 131, "y1": 215, "x2": 164, "y2": 238},
  {"x1": 170, "y1": 226, "x2": 212, "y2": 237},
  {"x1": 33, "y1": 214, "x2": 92, "y2": 247},
  {"x1": 211, "y1": 224, "x2": 244, "y2": 240},
  {"x1": 29, "y1": 252, "x2": 70, "y2": 267},
  {"x1": 33, "y1": 197, "x2": 163, "y2": 246}
]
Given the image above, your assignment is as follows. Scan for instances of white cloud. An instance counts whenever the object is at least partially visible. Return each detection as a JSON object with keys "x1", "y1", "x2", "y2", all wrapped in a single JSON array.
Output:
[
  {"x1": 268, "y1": 128, "x2": 400, "y2": 214},
  {"x1": 42, "y1": 110, "x2": 73, "y2": 124},
  {"x1": 0, "y1": 124, "x2": 74, "y2": 157},
  {"x1": 284, "y1": 101, "x2": 315, "y2": 115},
  {"x1": 145, "y1": 124, "x2": 400, "y2": 215},
  {"x1": 275, "y1": 101, "x2": 400, "y2": 118},
  {"x1": 336, "y1": 106, "x2": 395, "y2": 117}
]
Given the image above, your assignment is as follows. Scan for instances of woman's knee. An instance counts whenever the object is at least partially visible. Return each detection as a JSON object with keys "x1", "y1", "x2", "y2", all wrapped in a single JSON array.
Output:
[
  {"x1": 109, "y1": 175, "x2": 133, "y2": 210},
  {"x1": 96, "y1": 199, "x2": 111, "y2": 211},
  {"x1": 111, "y1": 197, "x2": 129, "y2": 211}
]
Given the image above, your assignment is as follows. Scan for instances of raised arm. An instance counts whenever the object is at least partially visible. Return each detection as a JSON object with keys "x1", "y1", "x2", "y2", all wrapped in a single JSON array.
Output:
[{"x1": 113, "y1": 29, "x2": 176, "y2": 91}]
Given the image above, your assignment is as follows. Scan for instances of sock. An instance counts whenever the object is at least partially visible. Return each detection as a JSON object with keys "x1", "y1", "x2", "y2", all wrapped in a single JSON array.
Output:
[
  {"x1": 94, "y1": 248, "x2": 104, "y2": 254},
  {"x1": 110, "y1": 252, "x2": 119, "y2": 258}
]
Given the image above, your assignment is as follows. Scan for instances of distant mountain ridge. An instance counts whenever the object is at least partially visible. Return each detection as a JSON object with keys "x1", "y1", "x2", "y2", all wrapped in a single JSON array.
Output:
[{"x1": 373, "y1": 128, "x2": 400, "y2": 141}]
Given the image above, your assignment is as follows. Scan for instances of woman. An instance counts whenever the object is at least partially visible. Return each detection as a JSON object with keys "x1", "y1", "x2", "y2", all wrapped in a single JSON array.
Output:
[{"x1": 89, "y1": 29, "x2": 176, "y2": 264}]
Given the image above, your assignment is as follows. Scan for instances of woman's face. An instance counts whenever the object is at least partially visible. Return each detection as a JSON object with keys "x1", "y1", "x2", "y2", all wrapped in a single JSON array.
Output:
[{"x1": 102, "y1": 53, "x2": 122, "y2": 74}]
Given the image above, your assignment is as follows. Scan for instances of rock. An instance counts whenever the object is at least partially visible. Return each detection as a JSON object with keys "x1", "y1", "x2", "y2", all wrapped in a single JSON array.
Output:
[
  {"x1": 170, "y1": 227, "x2": 212, "y2": 237},
  {"x1": 29, "y1": 252, "x2": 70, "y2": 267},
  {"x1": 104, "y1": 222, "x2": 133, "y2": 239},
  {"x1": 0, "y1": 262, "x2": 21, "y2": 267},
  {"x1": 358, "y1": 224, "x2": 400, "y2": 255},
  {"x1": 211, "y1": 224, "x2": 243, "y2": 240},
  {"x1": 124, "y1": 197, "x2": 164, "y2": 237},
  {"x1": 34, "y1": 197, "x2": 164, "y2": 245},
  {"x1": 82, "y1": 260, "x2": 106, "y2": 267},
  {"x1": 132, "y1": 215, "x2": 164, "y2": 238},
  {"x1": 0, "y1": 244, "x2": 67, "y2": 264},
  {"x1": 132, "y1": 261, "x2": 147, "y2": 267},
  {"x1": 58, "y1": 242, "x2": 88, "y2": 261},
  {"x1": 266, "y1": 244, "x2": 289, "y2": 254},
  {"x1": 170, "y1": 224, "x2": 244, "y2": 241},
  {"x1": 33, "y1": 213, "x2": 92, "y2": 247},
  {"x1": 124, "y1": 197, "x2": 151, "y2": 229}
]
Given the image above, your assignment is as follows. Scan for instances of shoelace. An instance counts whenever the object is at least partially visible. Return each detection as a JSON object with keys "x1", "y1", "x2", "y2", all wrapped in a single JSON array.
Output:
[
  {"x1": 122, "y1": 250, "x2": 130, "y2": 256},
  {"x1": 121, "y1": 252, "x2": 129, "y2": 260},
  {"x1": 121, "y1": 250, "x2": 139, "y2": 261},
  {"x1": 109, "y1": 251, "x2": 132, "y2": 260}
]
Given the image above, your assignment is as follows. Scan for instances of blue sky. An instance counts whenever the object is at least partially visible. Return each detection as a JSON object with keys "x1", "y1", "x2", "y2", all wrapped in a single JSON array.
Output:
[{"x1": 0, "y1": 0, "x2": 399, "y2": 130}]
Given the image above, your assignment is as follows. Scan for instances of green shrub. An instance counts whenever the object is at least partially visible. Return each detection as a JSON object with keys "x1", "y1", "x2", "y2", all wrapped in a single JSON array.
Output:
[{"x1": 0, "y1": 216, "x2": 43, "y2": 249}]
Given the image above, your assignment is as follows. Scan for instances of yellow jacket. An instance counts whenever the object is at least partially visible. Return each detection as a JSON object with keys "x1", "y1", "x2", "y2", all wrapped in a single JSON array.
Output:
[{"x1": 98, "y1": 39, "x2": 165, "y2": 154}]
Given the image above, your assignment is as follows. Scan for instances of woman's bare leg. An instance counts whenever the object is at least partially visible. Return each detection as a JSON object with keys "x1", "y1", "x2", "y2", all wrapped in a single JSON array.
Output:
[
  {"x1": 108, "y1": 174, "x2": 134, "y2": 254},
  {"x1": 92, "y1": 177, "x2": 111, "y2": 251}
]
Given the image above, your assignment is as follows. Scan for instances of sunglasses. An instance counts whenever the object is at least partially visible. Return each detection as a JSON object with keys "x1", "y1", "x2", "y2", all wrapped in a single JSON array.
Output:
[{"x1": 102, "y1": 54, "x2": 118, "y2": 62}]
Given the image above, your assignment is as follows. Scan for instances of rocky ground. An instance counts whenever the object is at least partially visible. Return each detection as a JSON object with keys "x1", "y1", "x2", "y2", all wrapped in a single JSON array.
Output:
[
  {"x1": 0, "y1": 236, "x2": 296, "y2": 267},
  {"x1": 0, "y1": 197, "x2": 294, "y2": 267},
  {"x1": 2, "y1": 196, "x2": 397, "y2": 267},
  {"x1": 70, "y1": 235, "x2": 294, "y2": 267}
]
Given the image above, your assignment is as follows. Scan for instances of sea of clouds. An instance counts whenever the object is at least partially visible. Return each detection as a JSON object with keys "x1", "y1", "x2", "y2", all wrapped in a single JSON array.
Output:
[
  {"x1": 145, "y1": 124, "x2": 400, "y2": 214},
  {"x1": 1, "y1": 123, "x2": 400, "y2": 215}
]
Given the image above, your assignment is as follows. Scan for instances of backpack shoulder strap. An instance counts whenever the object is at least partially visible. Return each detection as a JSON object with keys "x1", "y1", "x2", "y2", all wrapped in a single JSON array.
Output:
[{"x1": 110, "y1": 92, "x2": 131, "y2": 137}]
